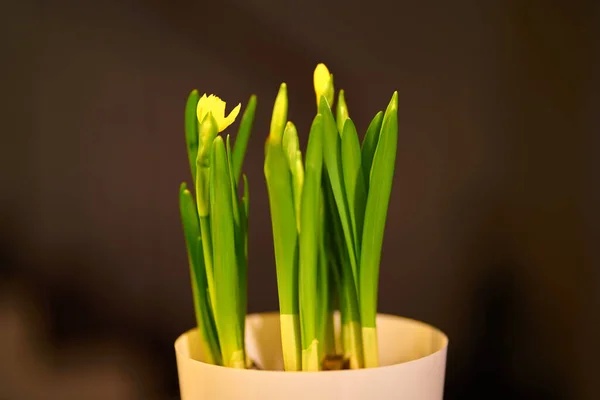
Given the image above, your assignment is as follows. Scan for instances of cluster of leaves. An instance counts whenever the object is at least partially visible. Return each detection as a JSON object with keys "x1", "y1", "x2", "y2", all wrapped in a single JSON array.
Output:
[
  {"x1": 179, "y1": 92, "x2": 256, "y2": 368},
  {"x1": 179, "y1": 64, "x2": 398, "y2": 371},
  {"x1": 264, "y1": 64, "x2": 398, "y2": 371}
]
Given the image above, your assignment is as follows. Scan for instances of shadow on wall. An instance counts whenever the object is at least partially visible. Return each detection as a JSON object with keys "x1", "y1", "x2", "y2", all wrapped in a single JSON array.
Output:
[
  {"x1": 447, "y1": 261, "x2": 567, "y2": 400},
  {"x1": 0, "y1": 223, "x2": 166, "y2": 400}
]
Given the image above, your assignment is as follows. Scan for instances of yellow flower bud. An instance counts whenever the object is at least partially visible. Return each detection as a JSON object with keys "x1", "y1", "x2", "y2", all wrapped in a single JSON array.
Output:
[
  {"x1": 313, "y1": 63, "x2": 334, "y2": 107},
  {"x1": 196, "y1": 94, "x2": 241, "y2": 132}
]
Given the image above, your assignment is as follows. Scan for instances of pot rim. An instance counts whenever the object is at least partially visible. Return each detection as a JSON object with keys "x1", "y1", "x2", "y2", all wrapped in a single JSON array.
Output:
[{"x1": 175, "y1": 311, "x2": 448, "y2": 375}]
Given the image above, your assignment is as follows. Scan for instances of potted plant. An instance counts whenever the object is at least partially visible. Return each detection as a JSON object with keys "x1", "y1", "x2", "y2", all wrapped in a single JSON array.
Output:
[{"x1": 175, "y1": 64, "x2": 448, "y2": 399}]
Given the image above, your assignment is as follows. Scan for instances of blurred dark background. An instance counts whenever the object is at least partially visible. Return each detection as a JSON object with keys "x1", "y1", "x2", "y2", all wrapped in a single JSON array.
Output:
[{"x1": 1, "y1": 0, "x2": 598, "y2": 399}]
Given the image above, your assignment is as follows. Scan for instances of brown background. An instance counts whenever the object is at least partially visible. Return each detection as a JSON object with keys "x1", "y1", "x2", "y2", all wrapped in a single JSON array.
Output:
[{"x1": 1, "y1": 0, "x2": 598, "y2": 399}]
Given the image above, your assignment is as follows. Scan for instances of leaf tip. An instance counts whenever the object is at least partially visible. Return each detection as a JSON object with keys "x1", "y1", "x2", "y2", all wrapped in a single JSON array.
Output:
[
  {"x1": 390, "y1": 91, "x2": 398, "y2": 108},
  {"x1": 179, "y1": 181, "x2": 188, "y2": 193}
]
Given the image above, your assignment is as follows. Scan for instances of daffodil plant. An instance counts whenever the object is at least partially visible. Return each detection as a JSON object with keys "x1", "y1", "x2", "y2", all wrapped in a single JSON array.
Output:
[
  {"x1": 180, "y1": 63, "x2": 397, "y2": 372},
  {"x1": 180, "y1": 92, "x2": 256, "y2": 368},
  {"x1": 265, "y1": 64, "x2": 398, "y2": 371}
]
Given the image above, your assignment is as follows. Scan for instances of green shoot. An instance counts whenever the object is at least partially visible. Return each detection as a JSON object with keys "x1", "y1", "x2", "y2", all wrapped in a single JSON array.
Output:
[
  {"x1": 185, "y1": 90, "x2": 200, "y2": 181},
  {"x1": 341, "y1": 119, "x2": 367, "y2": 264},
  {"x1": 232, "y1": 95, "x2": 257, "y2": 185},
  {"x1": 180, "y1": 90, "x2": 253, "y2": 369},
  {"x1": 179, "y1": 183, "x2": 222, "y2": 365},
  {"x1": 336, "y1": 89, "x2": 349, "y2": 135},
  {"x1": 359, "y1": 92, "x2": 398, "y2": 368},
  {"x1": 210, "y1": 136, "x2": 244, "y2": 368},
  {"x1": 264, "y1": 84, "x2": 302, "y2": 371},
  {"x1": 299, "y1": 114, "x2": 324, "y2": 371},
  {"x1": 361, "y1": 111, "x2": 384, "y2": 185},
  {"x1": 195, "y1": 114, "x2": 219, "y2": 322}
]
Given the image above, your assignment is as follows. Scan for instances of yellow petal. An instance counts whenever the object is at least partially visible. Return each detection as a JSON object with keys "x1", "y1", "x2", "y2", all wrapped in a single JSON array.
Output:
[
  {"x1": 220, "y1": 103, "x2": 241, "y2": 132},
  {"x1": 196, "y1": 93, "x2": 210, "y2": 123},
  {"x1": 196, "y1": 94, "x2": 241, "y2": 132},
  {"x1": 208, "y1": 95, "x2": 226, "y2": 119}
]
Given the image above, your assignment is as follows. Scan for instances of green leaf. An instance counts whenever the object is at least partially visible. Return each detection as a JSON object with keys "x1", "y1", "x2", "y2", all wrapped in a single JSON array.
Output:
[
  {"x1": 359, "y1": 92, "x2": 398, "y2": 329},
  {"x1": 341, "y1": 118, "x2": 367, "y2": 263},
  {"x1": 226, "y1": 135, "x2": 241, "y2": 235},
  {"x1": 264, "y1": 136, "x2": 301, "y2": 370},
  {"x1": 317, "y1": 187, "x2": 334, "y2": 359},
  {"x1": 361, "y1": 111, "x2": 384, "y2": 186},
  {"x1": 282, "y1": 122, "x2": 304, "y2": 231},
  {"x1": 239, "y1": 174, "x2": 249, "y2": 344},
  {"x1": 299, "y1": 115, "x2": 323, "y2": 358},
  {"x1": 336, "y1": 89, "x2": 349, "y2": 135},
  {"x1": 210, "y1": 136, "x2": 244, "y2": 368},
  {"x1": 232, "y1": 95, "x2": 257, "y2": 185},
  {"x1": 319, "y1": 96, "x2": 358, "y2": 292},
  {"x1": 185, "y1": 90, "x2": 200, "y2": 182},
  {"x1": 179, "y1": 182, "x2": 222, "y2": 365},
  {"x1": 241, "y1": 174, "x2": 249, "y2": 260},
  {"x1": 195, "y1": 115, "x2": 219, "y2": 320},
  {"x1": 264, "y1": 138, "x2": 298, "y2": 315},
  {"x1": 322, "y1": 174, "x2": 343, "y2": 290},
  {"x1": 282, "y1": 122, "x2": 300, "y2": 167},
  {"x1": 226, "y1": 135, "x2": 247, "y2": 343},
  {"x1": 270, "y1": 83, "x2": 288, "y2": 144}
]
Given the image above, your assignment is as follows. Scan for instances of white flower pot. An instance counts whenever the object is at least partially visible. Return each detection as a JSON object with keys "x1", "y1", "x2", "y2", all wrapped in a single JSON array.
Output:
[{"x1": 175, "y1": 312, "x2": 448, "y2": 400}]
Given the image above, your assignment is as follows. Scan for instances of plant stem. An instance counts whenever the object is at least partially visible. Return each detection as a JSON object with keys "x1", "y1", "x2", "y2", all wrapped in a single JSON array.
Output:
[
  {"x1": 340, "y1": 269, "x2": 364, "y2": 369},
  {"x1": 179, "y1": 184, "x2": 222, "y2": 365},
  {"x1": 199, "y1": 216, "x2": 217, "y2": 320},
  {"x1": 210, "y1": 136, "x2": 244, "y2": 368},
  {"x1": 280, "y1": 314, "x2": 302, "y2": 371},
  {"x1": 362, "y1": 327, "x2": 379, "y2": 368}
]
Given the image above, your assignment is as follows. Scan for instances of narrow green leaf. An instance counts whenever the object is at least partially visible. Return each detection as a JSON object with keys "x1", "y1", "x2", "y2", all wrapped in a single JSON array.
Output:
[
  {"x1": 195, "y1": 115, "x2": 219, "y2": 320},
  {"x1": 322, "y1": 175, "x2": 343, "y2": 291},
  {"x1": 226, "y1": 135, "x2": 247, "y2": 344},
  {"x1": 210, "y1": 136, "x2": 244, "y2": 368},
  {"x1": 240, "y1": 174, "x2": 249, "y2": 280},
  {"x1": 282, "y1": 121, "x2": 300, "y2": 167},
  {"x1": 317, "y1": 218, "x2": 331, "y2": 360},
  {"x1": 341, "y1": 118, "x2": 367, "y2": 264},
  {"x1": 282, "y1": 122, "x2": 304, "y2": 231},
  {"x1": 270, "y1": 84, "x2": 288, "y2": 144},
  {"x1": 361, "y1": 111, "x2": 384, "y2": 185},
  {"x1": 264, "y1": 137, "x2": 301, "y2": 370},
  {"x1": 226, "y1": 135, "x2": 241, "y2": 234},
  {"x1": 185, "y1": 90, "x2": 200, "y2": 182},
  {"x1": 359, "y1": 92, "x2": 398, "y2": 331},
  {"x1": 232, "y1": 95, "x2": 257, "y2": 185},
  {"x1": 264, "y1": 138, "x2": 298, "y2": 315},
  {"x1": 239, "y1": 174, "x2": 249, "y2": 346},
  {"x1": 299, "y1": 115, "x2": 323, "y2": 368},
  {"x1": 241, "y1": 174, "x2": 249, "y2": 260},
  {"x1": 319, "y1": 96, "x2": 358, "y2": 292},
  {"x1": 336, "y1": 89, "x2": 349, "y2": 135},
  {"x1": 179, "y1": 182, "x2": 222, "y2": 365}
]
